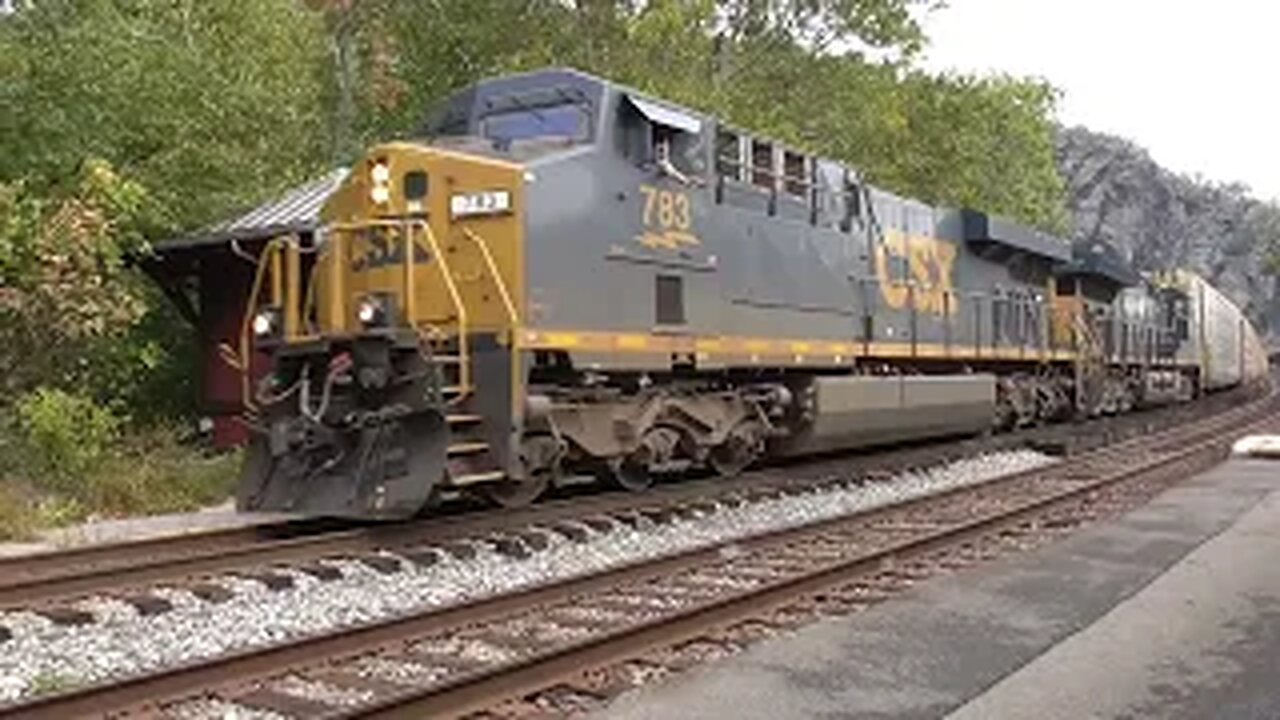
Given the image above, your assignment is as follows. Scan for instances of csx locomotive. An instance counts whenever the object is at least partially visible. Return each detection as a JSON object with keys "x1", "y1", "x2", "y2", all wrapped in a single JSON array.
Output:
[{"x1": 235, "y1": 68, "x2": 1268, "y2": 519}]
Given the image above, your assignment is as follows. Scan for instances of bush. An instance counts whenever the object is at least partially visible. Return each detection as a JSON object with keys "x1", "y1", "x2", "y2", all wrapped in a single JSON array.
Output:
[
  {"x1": 0, "y1": 391, "x2": 239, "y2": 537},
  {"x1": 14, "y1": 387, "x2": 121, "y2": 493},
  {"x1": 0, "y1": 482, "x2": 38, "y2": 541},
  {"x1": 85, "y1": 426, "x2": 239, "y2": 518}
]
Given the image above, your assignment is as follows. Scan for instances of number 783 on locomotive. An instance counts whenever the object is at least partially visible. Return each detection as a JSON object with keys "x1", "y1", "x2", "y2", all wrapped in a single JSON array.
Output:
[{"x1": 232, "y1": 68, "x2": 1267, "y2": 519}]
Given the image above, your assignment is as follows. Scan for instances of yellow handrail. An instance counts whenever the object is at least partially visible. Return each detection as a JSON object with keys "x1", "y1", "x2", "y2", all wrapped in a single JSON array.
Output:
[
  {"x1": 417, "y1": 221, "x2": 470, "y2": 400},
  {"x1": 461, "y1": 226, "x2": 522, "y2": 424},
  {"x1": 237, "y1": 236, "x2": 286, "y2": 414},
  {"x1": 283, "y1": 239, "x2": 301, "y2": 340},
  {"x1": 461, "y1": 227, "x2": 519, "y2": 328}
]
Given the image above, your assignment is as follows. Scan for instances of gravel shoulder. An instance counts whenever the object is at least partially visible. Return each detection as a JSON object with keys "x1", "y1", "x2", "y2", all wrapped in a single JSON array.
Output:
[{"x1": 0, "y1": 501, "x2": 295, "y2": 558}]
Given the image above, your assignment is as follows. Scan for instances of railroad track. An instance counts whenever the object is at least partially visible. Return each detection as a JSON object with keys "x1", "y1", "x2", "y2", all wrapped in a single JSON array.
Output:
[
  {"x1": 0, "y1": 381, "x2": 1258, "y2": 616},
  {"x1": 3, "y1": 385, "x2": 1275, "y2": 720}
]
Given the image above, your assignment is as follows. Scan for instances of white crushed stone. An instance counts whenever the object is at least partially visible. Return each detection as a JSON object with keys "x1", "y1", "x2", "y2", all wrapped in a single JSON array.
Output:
[
  {"x1": 151, "y1": 587, "x2": 211, "y2": 611},
  {"x1": 354, "y1": 656, "x2": 446, "y2": 684},
  {"x1": 271, "y1": 675, "x2": 373, "y2": 708},
  {"x1": 75, "y1": 597, "x2": 140, "y2": 625},
  {"x1": 0, "y1": 449, "x2": 1054, "y2": 704},
  {"x1": 413, "y1": 636, "x2": 518, "y2": 664}
]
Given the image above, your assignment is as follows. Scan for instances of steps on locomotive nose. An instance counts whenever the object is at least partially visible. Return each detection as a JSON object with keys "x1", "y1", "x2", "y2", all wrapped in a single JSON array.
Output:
[
  {"x1": 427, "y1": 337, "x2": 507, "y2": 488},
  {"x1": 445, "y1": 435, "x2": 506, "y2": 487},
  {"x1": 446, "y1": 441, "x2": 490, "y2": 457},
  {"x1": 442, "y1": 389, "x2": 506, "y2": 487},
  {"x1": 426, "y1": 345, "x2": 468, "y2": 399}
]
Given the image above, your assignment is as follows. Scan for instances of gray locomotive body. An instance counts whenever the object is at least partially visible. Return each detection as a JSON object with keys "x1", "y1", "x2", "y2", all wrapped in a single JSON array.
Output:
[
  {"x1": 425, "y1": 68, "x2": 1253, "y2": 476},
  {"x1": 235, "y1": 68, "x2": 1267, "y2": 518},
  {"x1": 432, "y1": 69, "x2": 1260, "y2": 494}
]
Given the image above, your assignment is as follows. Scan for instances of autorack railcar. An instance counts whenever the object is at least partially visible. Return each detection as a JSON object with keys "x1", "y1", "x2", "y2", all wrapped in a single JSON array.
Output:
[{"x1": 231, "y1": 68, "x2": 1266, "y2": 519}]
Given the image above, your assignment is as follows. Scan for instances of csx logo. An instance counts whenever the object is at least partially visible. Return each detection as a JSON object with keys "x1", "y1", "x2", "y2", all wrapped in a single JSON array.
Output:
[
  {"x1": 352, "y1": 228, "x2": 430, "y2": 272},
  {"x1": 635, "y1": 185, "x2": 700, "y2": 250},
  {"x1": 874, "y1": 229, "x2": 958, "y2": 315}
]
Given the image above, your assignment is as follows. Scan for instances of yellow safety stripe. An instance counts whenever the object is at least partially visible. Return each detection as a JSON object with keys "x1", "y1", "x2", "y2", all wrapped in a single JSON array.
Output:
[{"x1": 519, "y1": 329, "x2": 1081, "y2": 364}]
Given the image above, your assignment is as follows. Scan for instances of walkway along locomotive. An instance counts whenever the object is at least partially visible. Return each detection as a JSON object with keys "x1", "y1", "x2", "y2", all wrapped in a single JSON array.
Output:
[{"x1": 232, "y1": 68, "x2": 1267, "y2": 519}]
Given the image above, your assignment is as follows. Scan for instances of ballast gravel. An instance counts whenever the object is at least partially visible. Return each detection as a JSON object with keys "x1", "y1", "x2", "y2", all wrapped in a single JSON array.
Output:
[{"x1": 0, "y1": 450, "x2": 1054, "y2": 703}]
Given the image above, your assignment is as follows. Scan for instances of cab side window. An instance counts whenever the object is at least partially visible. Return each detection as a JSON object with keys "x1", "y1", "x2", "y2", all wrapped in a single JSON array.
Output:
[{"x1": 652, "y1": 123, "x2": 701, "y2": 179}]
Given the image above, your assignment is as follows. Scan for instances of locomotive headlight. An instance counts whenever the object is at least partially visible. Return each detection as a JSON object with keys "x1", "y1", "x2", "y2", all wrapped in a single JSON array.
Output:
[
  {"x1": 450, "y1": 190, "x2": 511, "y2": 218},
  {"x1": 356, "y1": 296, "x2": 387, "y2": 327},
  {"x1": 252, "y1": 307, "x2": 280, "y2": 338},
  {"x1": 369, "y1": 159, "x2": 392, "y2": 205}
]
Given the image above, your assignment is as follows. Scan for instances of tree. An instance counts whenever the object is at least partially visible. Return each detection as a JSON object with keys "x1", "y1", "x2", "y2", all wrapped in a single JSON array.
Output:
[
  {"x1": 0, "y1": 0, "x2": 331, "y2": 231},
  {"x1": 0, "y1": 162, "x2": 151, "y2": 400},
  {"x1": 0, "y1": 0, "x2": 334, "y2": 420},
  {"x1": 1250, "y1": 202, "x2": 1280, "y2": 276}
]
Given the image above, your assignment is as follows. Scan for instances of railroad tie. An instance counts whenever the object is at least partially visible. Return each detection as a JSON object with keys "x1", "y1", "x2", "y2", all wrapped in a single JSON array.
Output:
[
  {"x1": 186, "y1": 582, "x2": 236, "y2": 604},
  {"x1": 35, "y1": 606, "x2": 95, "y2": 626},
  {"x1": 118, "y1": 593, "x2": 174, "y2": 617}
]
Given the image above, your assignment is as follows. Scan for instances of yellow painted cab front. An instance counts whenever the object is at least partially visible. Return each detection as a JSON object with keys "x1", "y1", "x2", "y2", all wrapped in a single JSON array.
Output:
[{"x1": 236, "y1": 143, "x2": 527, "y2": 518}]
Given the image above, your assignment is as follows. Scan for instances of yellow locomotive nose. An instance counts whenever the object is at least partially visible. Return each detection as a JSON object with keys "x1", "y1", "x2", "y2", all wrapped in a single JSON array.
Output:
[
  {"x1": 309, "y1": 143, "x2": 525, "y2": 341},
  {"x1": 236, "y1": 142, "x2": 528, "y2": 518}
]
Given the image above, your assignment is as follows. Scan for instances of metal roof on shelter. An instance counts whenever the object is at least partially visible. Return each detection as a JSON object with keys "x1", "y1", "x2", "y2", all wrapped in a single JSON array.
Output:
[{"x1": 161, "y1": 168, "x2": 348, "y2": 250}]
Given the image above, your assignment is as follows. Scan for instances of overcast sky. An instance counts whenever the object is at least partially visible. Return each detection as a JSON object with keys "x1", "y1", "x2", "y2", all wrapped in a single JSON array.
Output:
[{"x1": 919, "y1": 0, "x2": 1279, "y2": 202}]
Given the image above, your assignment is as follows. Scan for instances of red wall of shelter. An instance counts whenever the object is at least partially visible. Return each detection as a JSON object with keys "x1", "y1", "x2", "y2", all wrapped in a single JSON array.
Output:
[{"x1": 198, "y1": 250, "x2": 269, "y2": 448}]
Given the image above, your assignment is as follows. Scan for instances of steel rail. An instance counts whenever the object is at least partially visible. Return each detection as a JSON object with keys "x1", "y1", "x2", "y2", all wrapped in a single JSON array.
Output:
[
  {"x1": 5, "y1": 388, "x2": 1247, "y2": 611},
  {"x1": 351, "y1": 432, "x2": 1245, "y2": 720},
  {"x1": 3, "y1": 388, "x2": 1273, "y2": 720},
  {"x1": 0, "y1": 518, "x2": 337, "y2": 604}
]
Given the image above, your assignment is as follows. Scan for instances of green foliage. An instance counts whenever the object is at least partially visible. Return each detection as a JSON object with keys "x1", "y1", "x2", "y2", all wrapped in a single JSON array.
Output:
[
  {"x1": 14, "y1": 388, "x2": 121, "y2": 490},
  {"x1": 0, "y1": 392, "x2": 239, "y2": 538},
  {"x1": 886, "y1": 71, "x2": 1068, "y2": 232},
  {"x1": 26, "y1": 671, "x2": 82, "y2": 696},
  {"x1": 79, "y1": 425, "x2": 241, "y2": 518},
  {"x1": 0, "y1": 163, "x2": 153, "y2": 400},
  {"x1": 0, "y1": 483, "x2": 38, "y2": 542},
  {"x1": 0, "y1": 0, "x2": 331, "y2": 231},
  {"x1": 1248, "y1": 202, "x2": 1280, "y2": 276}
]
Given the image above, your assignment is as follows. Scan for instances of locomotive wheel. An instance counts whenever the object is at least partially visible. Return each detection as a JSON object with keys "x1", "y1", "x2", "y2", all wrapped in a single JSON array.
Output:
[
  {"x1": 709, "y1": 421, "x2": 763, "y2": 477},
  {"x1": 598, "y1": 455, "x2": 653, "y2": 492},
  {"x1": 477, "y1": 434, "x2": 560, "y2": 509},
  {"x1": 480, "y1": 471, "x2": 551, "y2": 508}
]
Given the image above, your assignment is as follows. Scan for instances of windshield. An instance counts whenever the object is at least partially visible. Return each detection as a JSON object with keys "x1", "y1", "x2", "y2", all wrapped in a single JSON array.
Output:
[{"x1": 481, "y1": 104, "x2": 589, "y2": 143}]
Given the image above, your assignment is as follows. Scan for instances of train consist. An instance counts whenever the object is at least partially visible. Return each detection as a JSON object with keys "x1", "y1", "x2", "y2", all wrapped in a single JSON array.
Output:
[{"x1": 234, "y1": 68, "x2": 1268, "y2": 519}]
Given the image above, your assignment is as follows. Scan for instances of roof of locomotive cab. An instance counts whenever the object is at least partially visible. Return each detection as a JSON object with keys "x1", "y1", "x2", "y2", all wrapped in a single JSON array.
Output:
[{"x1": 419, "y1": 66, "x2": 613, "y2": 138}]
